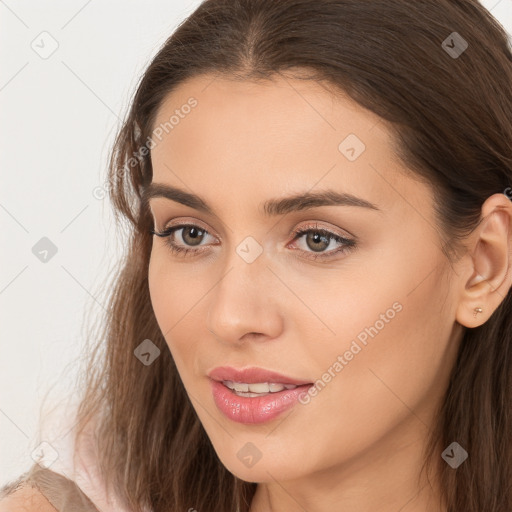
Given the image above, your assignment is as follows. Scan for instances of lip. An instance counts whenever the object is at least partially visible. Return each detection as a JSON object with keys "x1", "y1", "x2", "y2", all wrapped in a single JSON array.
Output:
[
  {"x1": 208, "y1": 366, "x2": 313, "y2": 424},
  {"x1": 207, "y1": 366, "x2": 312, "y2": 386}
]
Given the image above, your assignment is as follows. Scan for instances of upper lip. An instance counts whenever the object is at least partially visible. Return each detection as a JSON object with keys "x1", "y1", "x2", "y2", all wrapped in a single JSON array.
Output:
[{"x1": 208, "y1": 366, "x2": 312, "y2": 386}]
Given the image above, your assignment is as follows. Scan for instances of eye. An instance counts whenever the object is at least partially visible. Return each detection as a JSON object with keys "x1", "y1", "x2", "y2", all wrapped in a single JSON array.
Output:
[
  {"x1": 150, "y1": 221, "x2": 357, "y2": 261},
  {"x1": 150, "y1": 223, "x2": 216, "y2": 257},
  {"x1": 287, "y1": 222, "x2": 356, "y2": 261}
]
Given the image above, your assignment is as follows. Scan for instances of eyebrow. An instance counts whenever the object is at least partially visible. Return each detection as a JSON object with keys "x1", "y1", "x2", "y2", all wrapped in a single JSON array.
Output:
[{"x1": 142, "y1": 182, "x2": 381, "y2": 217}]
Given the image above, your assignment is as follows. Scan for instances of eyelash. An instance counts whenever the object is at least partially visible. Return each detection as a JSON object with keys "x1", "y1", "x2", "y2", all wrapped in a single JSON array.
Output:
[{"x1": 150, "y1": 222, "x2": 357, "y2": 261}]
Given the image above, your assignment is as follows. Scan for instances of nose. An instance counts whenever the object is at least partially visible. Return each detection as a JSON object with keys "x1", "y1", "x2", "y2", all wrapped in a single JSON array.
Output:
[{"x1": 206, "y1": 255, "x2": 284, "y2": 345}]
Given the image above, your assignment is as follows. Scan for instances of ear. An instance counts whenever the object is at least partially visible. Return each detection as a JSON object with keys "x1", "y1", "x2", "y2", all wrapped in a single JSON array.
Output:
[{"x1": 456, "y1": 192, "x2": 512, "y2": 328}]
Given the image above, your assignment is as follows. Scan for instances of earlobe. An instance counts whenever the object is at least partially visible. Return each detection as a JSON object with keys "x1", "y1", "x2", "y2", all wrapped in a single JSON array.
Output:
[
  {"x1": 473, "y1": 307, "x2": 483, "y2": 317},
  {"x1": 455, "y1": 194, "x2": 512, "y2": 328}
]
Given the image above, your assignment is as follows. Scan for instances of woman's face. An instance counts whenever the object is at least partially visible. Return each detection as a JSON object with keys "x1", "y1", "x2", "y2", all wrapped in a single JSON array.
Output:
[{"x1": 147, "y1": 73, "x2": 464, "y2": 487}]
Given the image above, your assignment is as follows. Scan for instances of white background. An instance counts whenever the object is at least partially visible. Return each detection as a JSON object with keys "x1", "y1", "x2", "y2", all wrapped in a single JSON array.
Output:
[{"x1": 1, "y1": 0, "x2": 511, "y2": 486}]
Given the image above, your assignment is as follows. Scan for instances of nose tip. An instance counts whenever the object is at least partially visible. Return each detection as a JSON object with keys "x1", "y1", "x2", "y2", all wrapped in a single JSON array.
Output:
[
  {"x1": 204, "y1": 250, "x2": 296, "y2": 346},
  {"x1": 206, "y1": 284, "x2": 283, "y2": 346}
]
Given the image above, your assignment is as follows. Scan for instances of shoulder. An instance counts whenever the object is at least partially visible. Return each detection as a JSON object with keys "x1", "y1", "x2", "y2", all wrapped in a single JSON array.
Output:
[
  {"x1": 0, "y1": 481, "x2": 58, "y2": 511},
  {"x1": 1, "y1": 464, "x2": 103, "y2": 512}
]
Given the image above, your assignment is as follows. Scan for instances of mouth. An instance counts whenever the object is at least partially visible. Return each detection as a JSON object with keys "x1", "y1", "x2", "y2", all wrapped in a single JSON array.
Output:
[
  {"x1": 207, "y1": 366, "x2": 314, "y2": 424},
  {"x1": 220, "y1": 380, "x2": 301, "y2": 397},
  {"x1": 208, "y1": 365, "x2": 312, "y2": 387}
]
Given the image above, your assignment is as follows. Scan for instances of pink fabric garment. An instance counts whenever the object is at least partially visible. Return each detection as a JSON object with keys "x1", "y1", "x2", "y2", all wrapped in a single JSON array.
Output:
[{"x1": 35, "y1": 396, "x2": 135, "y2": 512}]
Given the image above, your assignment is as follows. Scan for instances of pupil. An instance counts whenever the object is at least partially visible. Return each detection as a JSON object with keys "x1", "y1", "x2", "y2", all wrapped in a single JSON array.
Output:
[
  {"x1": 185, "y1": 227, "x2": 203, "y2": 246},
  {"x1": 308, "y1": 232, "x2": 328, "y2": 252}
]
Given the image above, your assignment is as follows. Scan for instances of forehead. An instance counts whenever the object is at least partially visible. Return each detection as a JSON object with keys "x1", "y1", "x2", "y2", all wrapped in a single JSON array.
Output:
[
  {"x1": 149, "y1": 73, "x2": 432, "y2": 221},
  {"x1": 151, "y1": 73, "x2": 388, "y2": 153}
]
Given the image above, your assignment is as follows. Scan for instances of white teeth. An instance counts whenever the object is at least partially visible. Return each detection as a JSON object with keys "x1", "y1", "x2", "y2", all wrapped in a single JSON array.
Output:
[
  {"x1": 230, "y1": 381, "x2": 250, "y2": 392},
  {"x1": 268, "y1": 383, "x2": 286, "y2": 392},
  {"x1": 222, "y1": 381, "x2": 298, "y2": 394},
  {"x1": 250, "y1": 382, "x2": 276, "y2": 393}
]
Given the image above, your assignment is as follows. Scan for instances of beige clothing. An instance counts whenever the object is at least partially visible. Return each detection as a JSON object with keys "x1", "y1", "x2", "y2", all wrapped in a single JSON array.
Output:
[
  {"x1": 0, "y1": 463, "x2": 100, "y2": 512},
  {"x1": 1, "y1": 397, "x2": 135, "y2": 512}
]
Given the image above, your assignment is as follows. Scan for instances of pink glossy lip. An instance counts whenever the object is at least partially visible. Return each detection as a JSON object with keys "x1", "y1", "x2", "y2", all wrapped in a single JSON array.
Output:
[
  {"x1": 208, "y1": 366, "x2": 312, "y2": 386},
  {"x1": 208, "y1": 366, "x2": 313, "y2": 424}
]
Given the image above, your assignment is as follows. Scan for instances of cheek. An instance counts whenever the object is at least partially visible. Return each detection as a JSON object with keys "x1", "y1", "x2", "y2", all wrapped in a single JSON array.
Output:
[
  {"x1": 148, "y1": 249, "x2": 202, "y2": 325},
  {"x1": 148, "y1": 251, "x2": 172, "y2": 329},
  {"x1": 308, "y1": 251, "x2": 453, "y2": 434},
  {"x1": 148, "y1": 250, "x2": 210, "y2": 374}
]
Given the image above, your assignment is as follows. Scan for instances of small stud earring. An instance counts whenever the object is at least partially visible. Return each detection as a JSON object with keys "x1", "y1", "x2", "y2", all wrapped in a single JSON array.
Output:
[{"x1": 473, "y1": 307, "x2": 483, "y2": 317}]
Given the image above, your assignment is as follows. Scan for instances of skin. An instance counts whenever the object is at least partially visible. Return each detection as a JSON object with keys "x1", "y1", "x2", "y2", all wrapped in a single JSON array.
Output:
[{"x1": 146, "y1": 72, "x2": 512, "y2": 512}]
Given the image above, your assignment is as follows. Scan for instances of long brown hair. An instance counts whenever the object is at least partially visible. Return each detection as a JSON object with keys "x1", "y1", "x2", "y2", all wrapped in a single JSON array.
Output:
[{"x1": 57, "y1": 0, "x2": 512, "y2": 510}]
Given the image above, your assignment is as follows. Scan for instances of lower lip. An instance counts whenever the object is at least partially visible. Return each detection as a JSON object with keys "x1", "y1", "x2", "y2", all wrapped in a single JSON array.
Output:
[{"x1": 210, "y1": 379, "x2": 312, "y2": 424}]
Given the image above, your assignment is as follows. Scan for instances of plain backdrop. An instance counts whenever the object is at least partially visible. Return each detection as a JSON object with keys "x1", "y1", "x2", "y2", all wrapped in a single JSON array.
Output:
[{"x1": 1, "y1": 0, "x2": 511, "y2": 486}]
